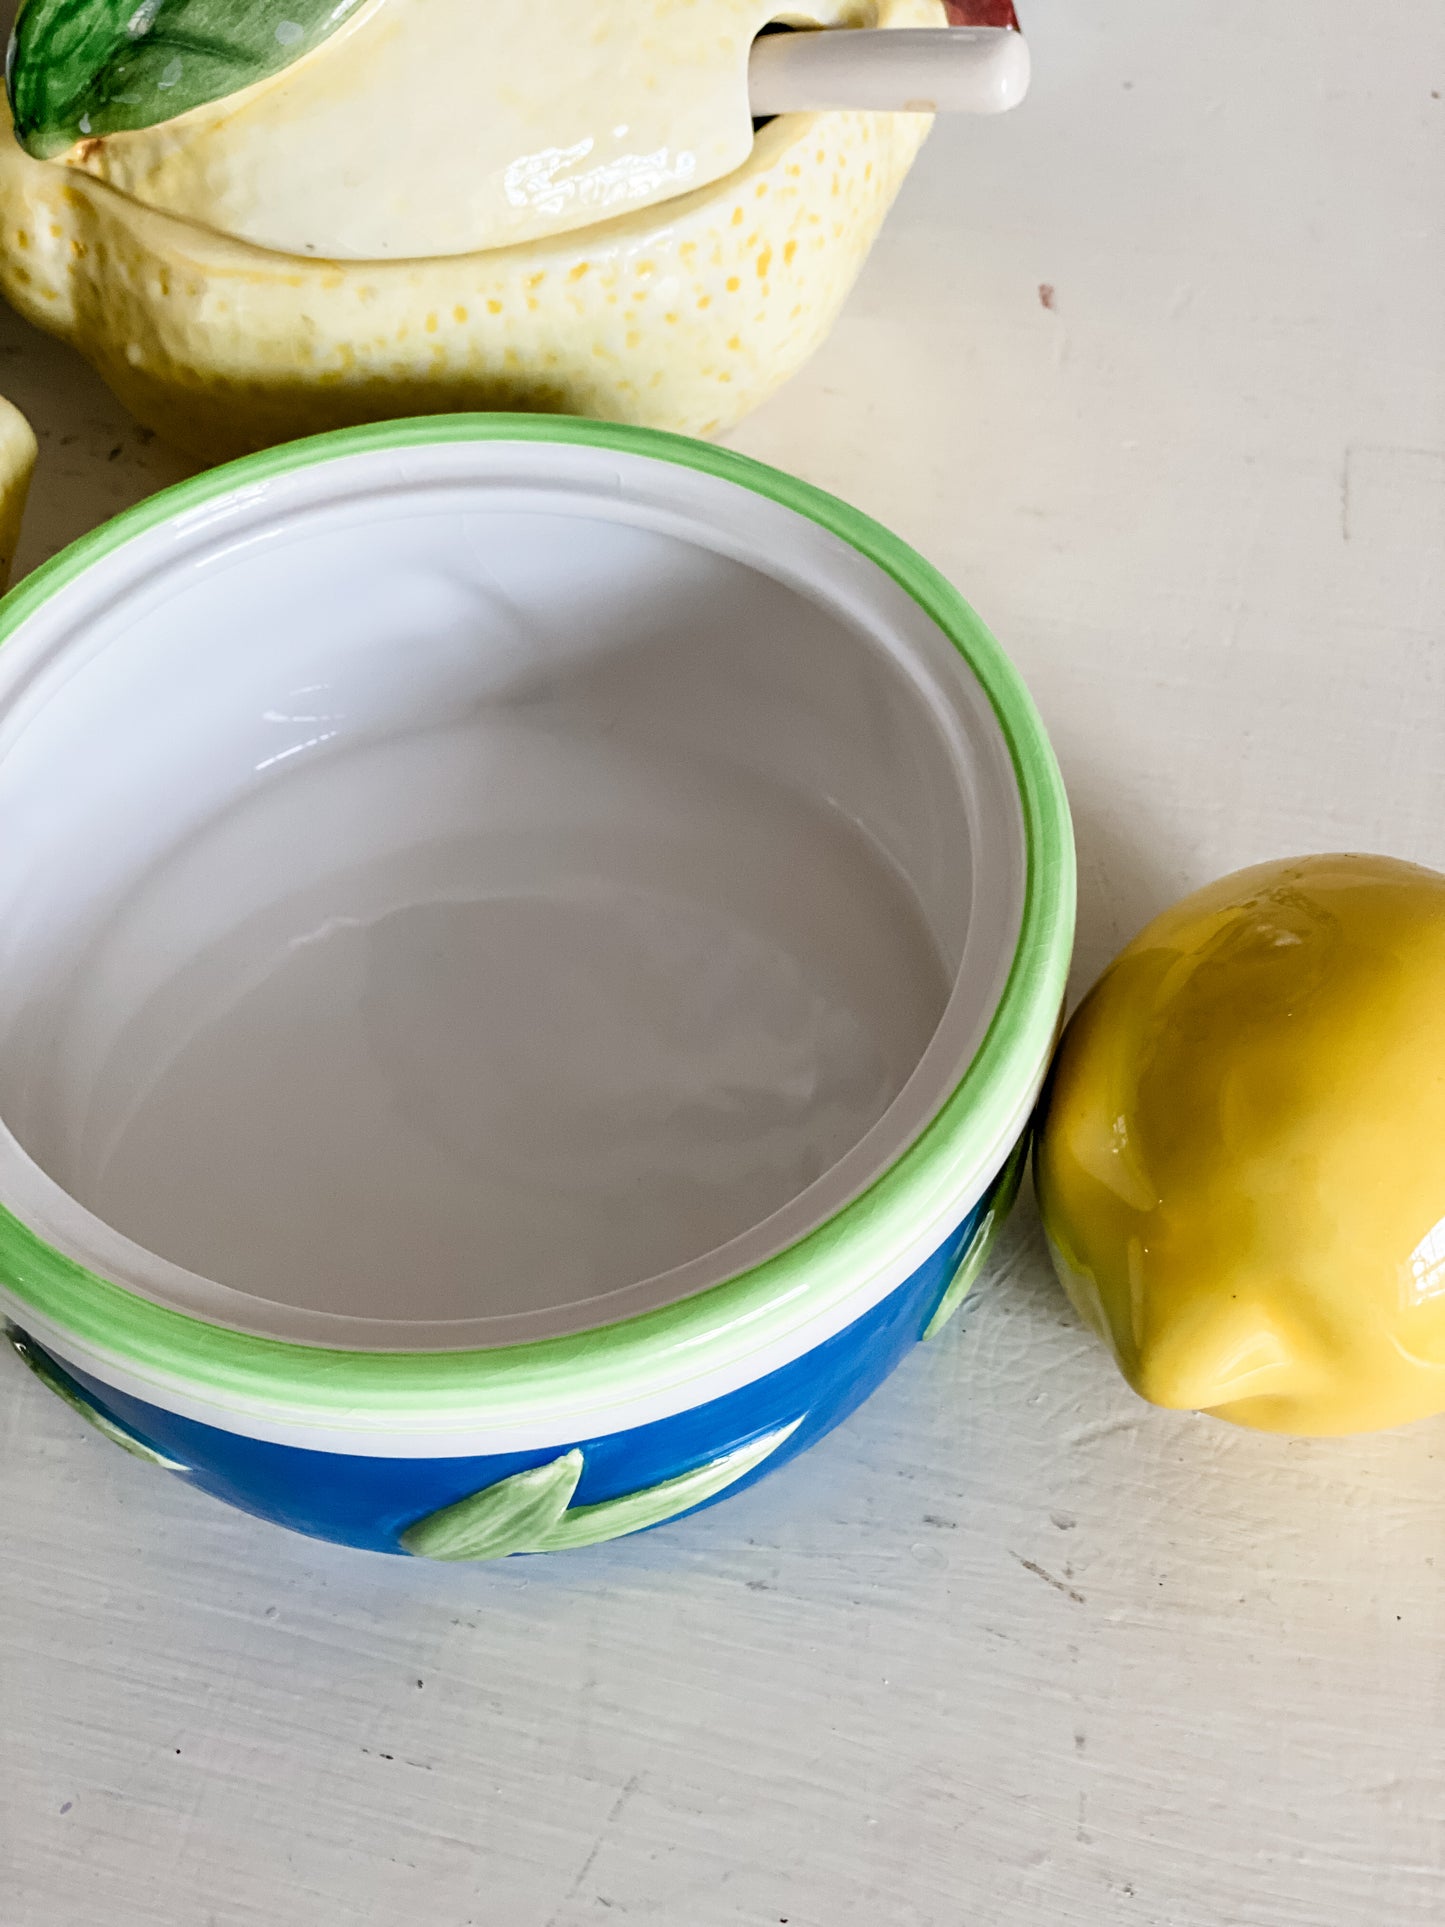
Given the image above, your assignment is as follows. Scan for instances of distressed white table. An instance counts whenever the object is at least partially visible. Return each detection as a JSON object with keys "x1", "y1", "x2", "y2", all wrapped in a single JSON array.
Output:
[{"x1": 3, "y1": 4, "x2": 1443, "y2": 1922}]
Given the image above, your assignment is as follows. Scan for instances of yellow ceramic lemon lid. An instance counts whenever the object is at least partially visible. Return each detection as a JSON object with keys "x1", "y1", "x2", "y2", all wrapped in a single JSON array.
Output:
[
  {"x1": 11, "y1": 0, "x2": 946, "y2": 258},
  {"x1": 1036, "y1": 854, "x2": 1445, "y2": 1435}
]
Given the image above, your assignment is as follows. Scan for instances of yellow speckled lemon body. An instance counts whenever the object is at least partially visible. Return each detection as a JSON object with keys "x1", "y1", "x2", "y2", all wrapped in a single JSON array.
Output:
[
  {"x1": 0, "y1": 5, "x2": 938, "y2": 464},
  {"x1": 0, "y1": 393, "x2": 36, "y2": 589},
  {"x1": 1036, "y1": 855, "x2": 1445, "y2": 1436}
]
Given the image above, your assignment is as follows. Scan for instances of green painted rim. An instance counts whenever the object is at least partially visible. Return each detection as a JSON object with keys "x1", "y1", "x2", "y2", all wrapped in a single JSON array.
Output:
[{"x1": 0, "y1": 414, "x2": 1074, "y2": 1423}]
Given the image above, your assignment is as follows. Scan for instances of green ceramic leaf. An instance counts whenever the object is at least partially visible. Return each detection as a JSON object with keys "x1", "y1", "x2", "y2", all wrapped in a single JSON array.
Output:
[
  {"x1": 534, "y1": 1419, "x2": 804, "y2": 1554},
  {"x1": 8, "y1": 0, "x2": 371, "y2": 158},
  {"x1": 401, "y1": 1420, "x2": 803, "y2": 1563},
  {"x1": 4, "y1": 1325, "x2": 187, "y2": 1468},
  {"x1": 399, "y1": 1449, "x2": 584, "y2": 1562},
  {"x1": 922, "y1": 1131, "x2": 1030, "y2": 1341}
]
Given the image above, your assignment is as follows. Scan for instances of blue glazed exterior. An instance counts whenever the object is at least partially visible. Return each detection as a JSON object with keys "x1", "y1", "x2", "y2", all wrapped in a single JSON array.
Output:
[{"x1": 15, "y1": 1185, "x2": 1000, "y2": 1556}]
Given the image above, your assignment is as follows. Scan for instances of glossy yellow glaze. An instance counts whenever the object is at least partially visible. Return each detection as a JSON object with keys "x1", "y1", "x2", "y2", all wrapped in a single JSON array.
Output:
[
  {"x1": 0, "y1": 393, "x2": 36, "y2": 590},
  {"x1": 1035, "y1": 854, "x2": 1445, "y2": 1435}
]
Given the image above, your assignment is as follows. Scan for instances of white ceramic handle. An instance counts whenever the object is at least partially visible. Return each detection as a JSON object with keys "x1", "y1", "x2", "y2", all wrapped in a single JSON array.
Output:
[{"x1": 747, "y1": 26, "x2": 1031, "y2": 118}]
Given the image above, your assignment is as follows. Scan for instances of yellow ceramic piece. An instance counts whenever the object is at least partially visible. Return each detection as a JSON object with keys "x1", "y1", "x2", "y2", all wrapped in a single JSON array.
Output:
[
  {"x1": 62, "y1": 0, "x2": 913, "y2": 260},
  {"x1": 0, "y1": 393, "x2": 36, "y2": 590},
  {"x1": 1035, "y1": 854, "x2": 1445, "y2": 1436},
  {"x1": 0, "y1": 0, "x2": 940, "y2": 465}
]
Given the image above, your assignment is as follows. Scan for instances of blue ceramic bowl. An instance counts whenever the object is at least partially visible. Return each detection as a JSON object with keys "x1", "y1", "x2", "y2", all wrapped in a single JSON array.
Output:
[{"x1": 0, "y1": 418, "x2": 1072, "y2": 1559}]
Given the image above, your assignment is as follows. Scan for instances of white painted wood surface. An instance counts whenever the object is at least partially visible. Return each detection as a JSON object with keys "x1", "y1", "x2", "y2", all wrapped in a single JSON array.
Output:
[{"x1": 2, "y1": 3, "x2": 1442, "y2": 1920}]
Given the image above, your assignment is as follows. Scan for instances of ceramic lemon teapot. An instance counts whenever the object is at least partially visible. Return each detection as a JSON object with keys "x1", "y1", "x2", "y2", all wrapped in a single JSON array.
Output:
[{"x1": 0, "y1": 0, "x2": 1025, "y2": 462}]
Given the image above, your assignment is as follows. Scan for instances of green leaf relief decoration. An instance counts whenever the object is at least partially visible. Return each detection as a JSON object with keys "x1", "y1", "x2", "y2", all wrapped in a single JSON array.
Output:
[
  {"x1": 539, "y1": 1419, "x2": 803, "y2": 1553},
  {"x1": 401, "y1": 1419, "x2": 805, "y2": 1563},
  {"x1": 922, "y1": 1131, "x2": 1030, "y2": 1342},
  {"x1": 4, "y1": 1324, "x2": 188, "y2": 1469},
  {"x1": 400, "y1": 1448, "x2": 585, "y2": 1563},
  {"x1": 8, "y1": 0, "x2": 374, "y2": 158}
]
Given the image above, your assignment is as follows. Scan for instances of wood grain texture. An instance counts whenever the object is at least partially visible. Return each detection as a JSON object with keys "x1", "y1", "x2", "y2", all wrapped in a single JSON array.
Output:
[{"x1": 2, "y1": 2, "x2": 1444, "y2": 1921}]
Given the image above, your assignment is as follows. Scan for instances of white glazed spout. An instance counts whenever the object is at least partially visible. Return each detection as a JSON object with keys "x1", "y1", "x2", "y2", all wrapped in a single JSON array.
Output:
[{"x1": 748, "y1": 26, "x2": 1031, "y2": 117}]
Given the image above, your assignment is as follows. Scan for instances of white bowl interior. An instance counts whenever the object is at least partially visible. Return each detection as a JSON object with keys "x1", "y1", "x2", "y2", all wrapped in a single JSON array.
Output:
[{"x1": 0, "y1": 439, "x2": 1025, "y2": 1347}]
